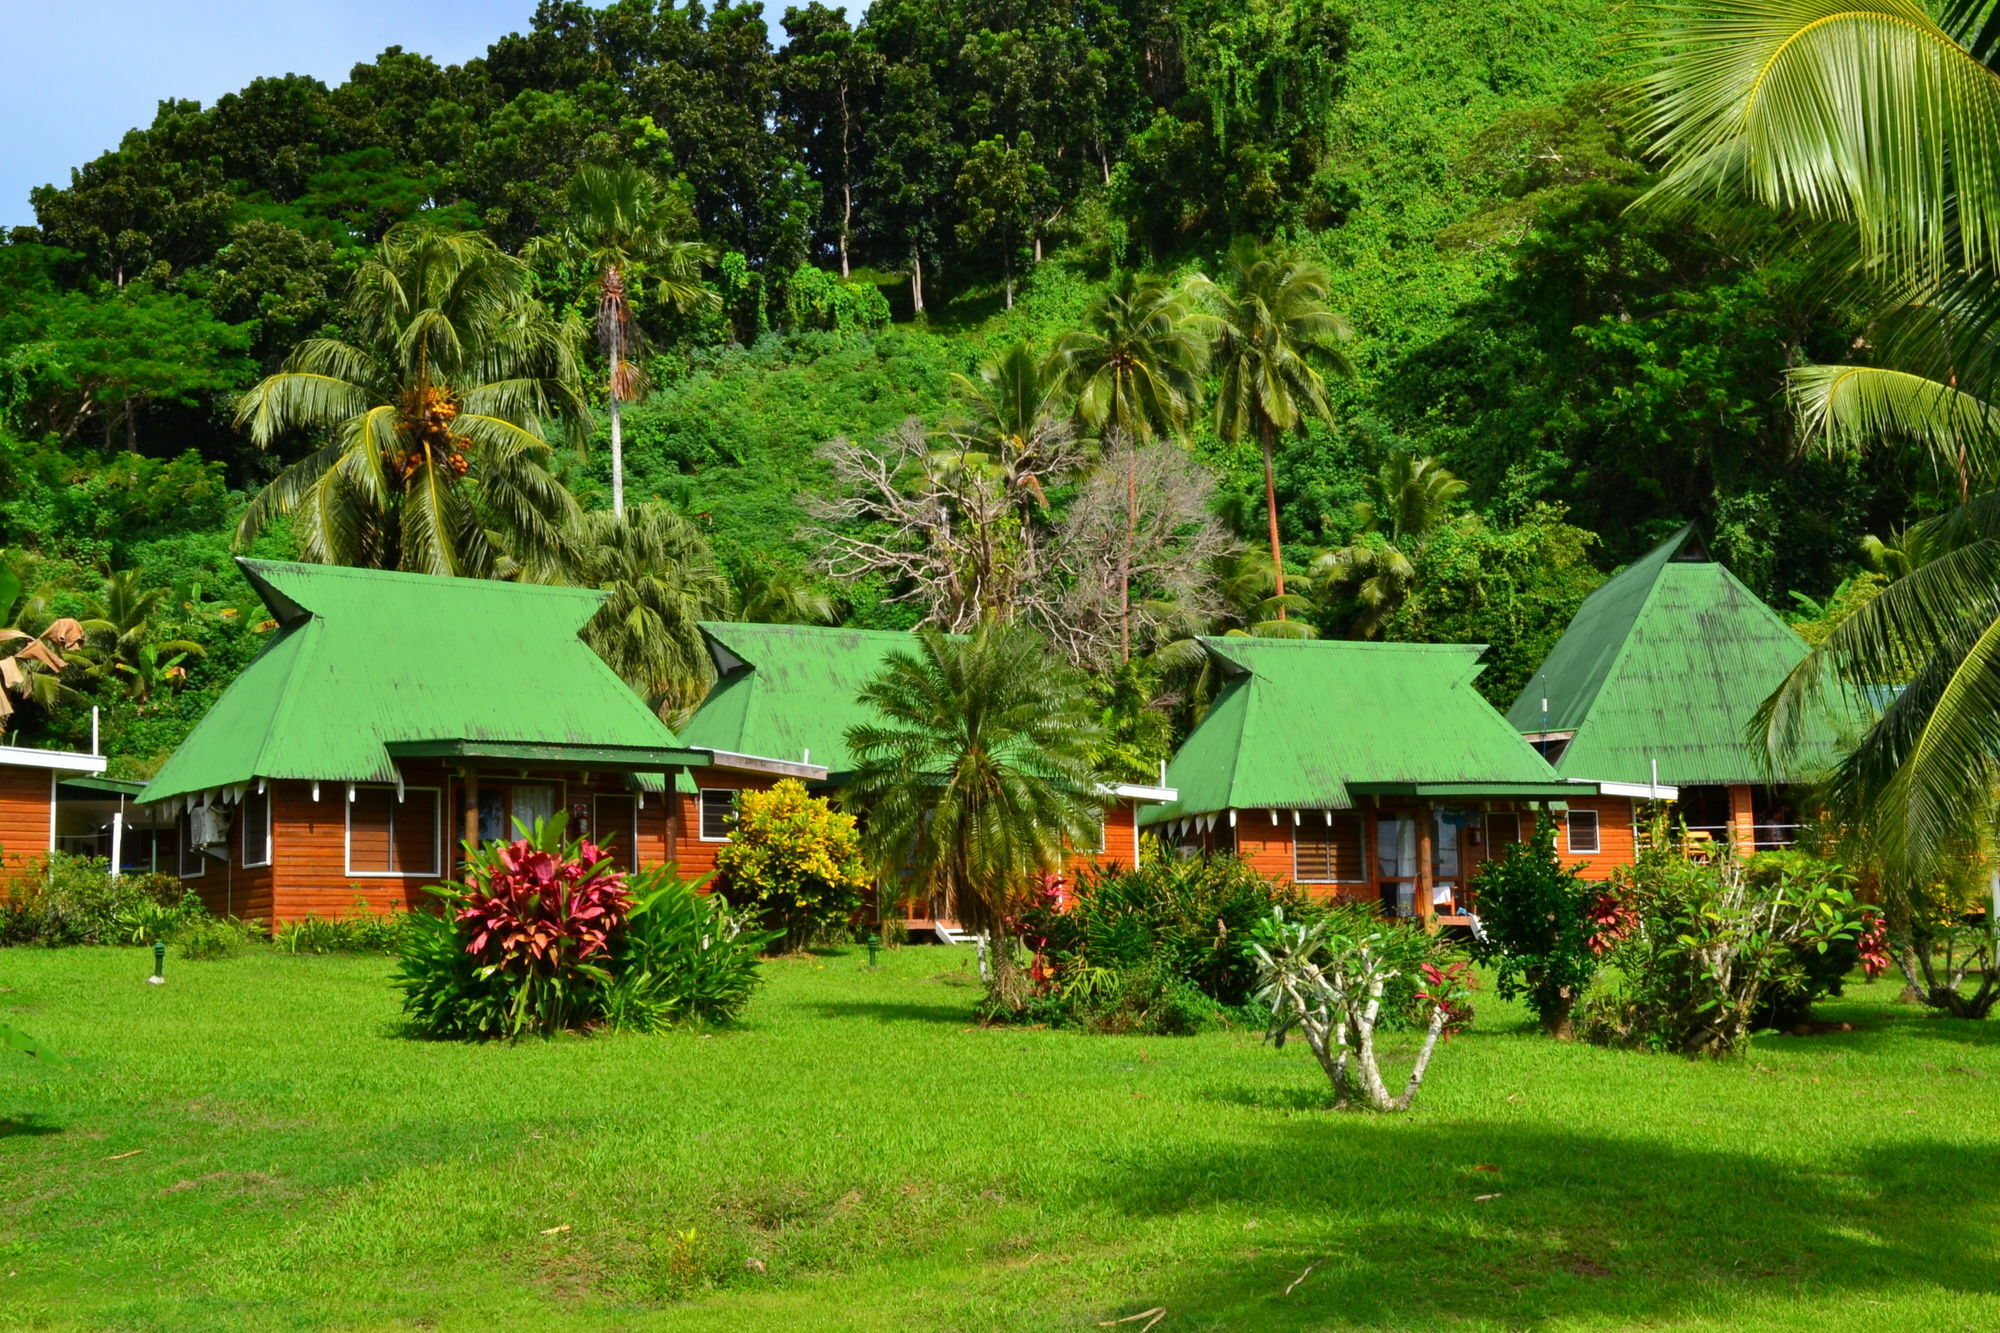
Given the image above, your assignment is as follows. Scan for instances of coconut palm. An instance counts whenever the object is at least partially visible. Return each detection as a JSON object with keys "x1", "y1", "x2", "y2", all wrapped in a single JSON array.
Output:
[
  {"x1": 733, "y1": 566, "x2": 840, "y2": 626},
  {"x1": 844, "y1": 623, "x2": 1105, "y2": 1008},
  {"x1": 1051, "y1": 273, "x2": 1211, "y2": 658},
  {"x1": 1641, "y1": 0, "x2": 2000, "y2": 876},
  {"x1": 82, "y1": 570, "x2": 204, "y2": 700},
  {"x1": 0, "y1": 559, "x2": 94, "y2": 727},
  {"x1": 235, "y1": 224, "x2": 589, "y2": 580},
  {"x1": 1197, "y1": 238, "x2": 1354, "y2": 619},
  {"x1": 572, "y1": 503, "x2": 733, "y2": 725},
  {"x1": 532, "y1": 165, "x2": 716, "y2": 517},
  {"x1": 1310, "y1": 454, "x2": 1463, "y2": 639},
  {"x1": 941, "y1": 340, "x2": 1076, "y2": 510}
]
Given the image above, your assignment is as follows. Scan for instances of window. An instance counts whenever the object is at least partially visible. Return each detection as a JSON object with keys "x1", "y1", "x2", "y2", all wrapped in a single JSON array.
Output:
[
  {"x1": 1566, "y1": 808, "x2": 1601, "y2": 855},
  {"x1": 699, "y1": 789, "x2": 737, "y2": 841},
  {"x1": 1081, "y1": 814, "x2": 1107, "y2": 855},
  {"x1": 1486, "y1": 810, "x2": 1521, "y2": 855},
  {"x1": 478, "y1": 782, "x2": 560, "y2": 843},
  {"x1": 345, "y1": 786, "x2": 441, "y2": 877},
  {"x1": 593, "y1": 794, "x2": 639, "y2": 866},
  {"x1": 176, "y1": 811, "x2": 206, "y2": 879},
  {"x1": 241, "y1": 787, "x2": 271, "y2": 868},
  {"x1": 1294, "y1": 813, "x2": 1366, "y2": 884}
]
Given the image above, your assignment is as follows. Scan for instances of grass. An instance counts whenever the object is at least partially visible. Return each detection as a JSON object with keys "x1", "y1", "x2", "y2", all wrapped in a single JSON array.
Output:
[{"x1": 2, "y1": 945, "x2": 1997, "y2": 1331}]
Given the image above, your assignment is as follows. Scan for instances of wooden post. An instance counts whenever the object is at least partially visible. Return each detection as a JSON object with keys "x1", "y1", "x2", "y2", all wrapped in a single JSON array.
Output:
[
  {"x1": 663, "y1": 769, "x2": 679, "y2": 865},
  {"x1": 1416, "y1": 800, "x2": 1436, "y2": 928},
  {"x1": 461, "y1": 768, "x2": 480, "y2": 868},
  {"x1": 1728, "y1": 784, "x2": 1756, "y2": 858}
]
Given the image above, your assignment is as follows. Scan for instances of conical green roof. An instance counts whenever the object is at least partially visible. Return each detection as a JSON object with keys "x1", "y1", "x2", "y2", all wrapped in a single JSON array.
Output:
[
  {"x1": 1505, "y1": 527, "x2": 1841, "y2": 785},
  {"x1": 143, "y1": 560, "x2": 689, "y2": 805},
  {"x1": 1151, "y1": 637, "x2": 1569, "y2": 820}
]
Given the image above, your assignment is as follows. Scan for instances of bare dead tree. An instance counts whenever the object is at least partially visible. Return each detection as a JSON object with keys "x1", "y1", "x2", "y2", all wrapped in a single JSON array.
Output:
[
  {"x1": 803, "y1": 417, "x2": 1081, "y2": 631},
  {"x1": 1049, "y1": 434, "x2": 1234, "y2": 668}
]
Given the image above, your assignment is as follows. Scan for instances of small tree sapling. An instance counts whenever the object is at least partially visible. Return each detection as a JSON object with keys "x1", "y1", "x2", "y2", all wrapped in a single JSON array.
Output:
[
  {"x1": 1250, "y1": 906, "x2": 1472, "y2": 1113},
  {"x1": 1467, "y1": 814, "x2": 1600, "y2": 1038}
]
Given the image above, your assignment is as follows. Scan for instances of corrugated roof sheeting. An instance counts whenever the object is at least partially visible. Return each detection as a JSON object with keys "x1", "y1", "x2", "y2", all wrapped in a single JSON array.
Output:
[
  {"x1": 1509, "y1": 528, "x2": 1847, "y2": 786},
  {"x1": 144, "y1": 560, "x2": 684, "y2": 805},
  {"x1": 1155, "y1": 638, "x2": 1564, "y2": 820},
  {"x1": 679, "y1": 623, "x2": 929, "y2": 775}
]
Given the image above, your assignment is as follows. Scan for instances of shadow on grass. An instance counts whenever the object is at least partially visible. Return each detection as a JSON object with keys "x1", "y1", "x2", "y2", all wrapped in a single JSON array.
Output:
[
  {"x1": 1099, "y1": 1120, "x2": 2000, "y2": 1328},
  {"x1": 0, "y1": 1114, "x2": 62, "y2": 1138},
  {"x1": 816, "y1": 1000, "x2": 972, "y2": 1026}
]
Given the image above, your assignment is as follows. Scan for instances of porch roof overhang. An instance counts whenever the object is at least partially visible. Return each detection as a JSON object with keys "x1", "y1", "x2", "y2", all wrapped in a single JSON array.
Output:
[
  {"x1": 1345, "y1": 780, "x2": 1595, "y2": 800},
  {"x1": 0, "y1": 744, "x2": 107, "y2": 776},
  {"x1": 383, "y1": 739, "x2": 829, "y2": 782},
  {"x1": 1105, "y1": 782, "x2": 1177, "y2": 804}
]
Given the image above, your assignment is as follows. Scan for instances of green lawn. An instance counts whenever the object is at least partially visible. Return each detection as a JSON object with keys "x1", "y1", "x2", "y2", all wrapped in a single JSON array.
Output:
[{"x1": 2, "y1": 945, "x2": 1996, "y2": 1331}]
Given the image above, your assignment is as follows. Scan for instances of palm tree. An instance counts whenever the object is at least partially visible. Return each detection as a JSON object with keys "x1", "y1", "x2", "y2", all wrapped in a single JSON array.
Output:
[
  {"x1": 1311, "y1": 454, "x2": 1464, "y2": 638},
  {"x1": 532, "y1": 165, "x2": 716, "y2": 517},
  {"x1": 1198, "y1": 238, "x2": 1354, "y2": 619},
  {"x1": 942, "y1": 341, "x2": 1076, "y2": 511},
  {"x1": 82, "y1": 570, "x2": 204, "y2": 701},
  {"x1": 572, "y1": 503, "x2": 733, "y2": 725},
  {"x1": 1639, "y1": 0, "x2": 2000, "y2": 921},
  {"x1": 844, "y1": 623, "x2": 1105, "y2": 1008},
  {"x1": 1051, "y1": 273, "x2": 1211, "y2": 658},
  {"x1": 235, "y1": 224, "x2": 589, "y2": 580},
  {"x1": 733, "y1": 566, "x2": 840, "y2": 625}
]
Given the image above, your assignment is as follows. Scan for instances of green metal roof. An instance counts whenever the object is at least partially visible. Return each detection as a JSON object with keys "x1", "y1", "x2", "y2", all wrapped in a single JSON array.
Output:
[
  {"x1": 679, "y1": 623, "x2": 931, "y2": 778},
  {"x1": 1148, "y1": 638, "x2": 1565, "y2": 822},
  {"x1": 143, "y1": 560, "x2": 685, "y2": 805},
  {"x1": 1505, "y1": 527, "x2": 1843, "y2": 786}
]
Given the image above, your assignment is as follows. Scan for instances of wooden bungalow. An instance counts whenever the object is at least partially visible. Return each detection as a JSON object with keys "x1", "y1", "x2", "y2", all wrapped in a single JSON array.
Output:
[
  {"x1": 0, "y1": 742, "x2": 110, "y2": 881},
  {"x1": 677, "y1": 622, "x2": 1176, "y2": 930},
  {"x1": 1506, "y1": 527, "x2": 1841, "y2": 857},
  {"x1": 1142, "y1": 638, "x2": 1674, "y2": 923},
  {"x1": 139, "y1": 561, "x2": 822, "y2": 925}
]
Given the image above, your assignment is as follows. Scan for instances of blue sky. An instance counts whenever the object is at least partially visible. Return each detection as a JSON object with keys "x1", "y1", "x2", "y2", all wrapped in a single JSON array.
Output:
[{"x1": 2, "y1": 1, "x2": 841, "y2": 231}]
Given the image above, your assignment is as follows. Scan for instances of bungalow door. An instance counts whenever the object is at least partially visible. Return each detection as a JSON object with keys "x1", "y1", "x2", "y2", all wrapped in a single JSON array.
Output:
[
  {"x1": 477, "y1": 781, "x2": 561, "y2": 843},
  {"x1": 1376, "y1": 813, "x2": 1417, "y2": 918}
]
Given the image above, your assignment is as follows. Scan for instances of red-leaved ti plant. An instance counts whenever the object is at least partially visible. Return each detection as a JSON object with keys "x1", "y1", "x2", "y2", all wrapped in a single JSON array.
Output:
[
  {"x1": 1584, "y1": 890, "x2": 1637, "y2": 956},
  {"x1": 1856, "y1": 909, "x2": 1890, "y2": 981},
  {"x1": 1416, "y1": 960, "x2": 1477, "y2": 1038},
  {"x1": 457, "y1": 833, "x2": 633, "y2": 977}
]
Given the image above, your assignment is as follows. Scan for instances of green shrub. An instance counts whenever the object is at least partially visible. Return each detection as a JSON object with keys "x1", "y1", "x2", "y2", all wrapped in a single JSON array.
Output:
[
  {"x1": 0, "y1": 855, "x2": 190, "y2": 947},
  {"x1": 177, "y1": 917, "x2": 260, "y2": 961},
  {"x1": 1005, "y1": 852, "x2": 1311, "y2": 1033},
  {"x1": 1466, "y1": 817, "x2": 1602, "y2": 1038},
  {"x1": 1580, "y1": 828, "x2": 1867, "y2": 1057},
  {"x1": 713, "y1": 779, "x2": 869, "y2": 952},
  {"x1": 275, "y1": 905, "x2": 408, "y2": 955},
  {"x1": 396, "y1": 815, "x2": 773, "y2": 1041}
]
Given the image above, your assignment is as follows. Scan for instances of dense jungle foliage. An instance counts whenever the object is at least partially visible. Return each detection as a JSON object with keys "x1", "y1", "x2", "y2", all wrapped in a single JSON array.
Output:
[{"x1": 0, "y1": 0, "x2": 1934, "y2": 774}]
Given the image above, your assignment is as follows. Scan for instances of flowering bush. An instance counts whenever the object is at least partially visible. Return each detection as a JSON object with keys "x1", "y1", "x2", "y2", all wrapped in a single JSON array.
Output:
[
  {"x1": 397, "y1": 814, "x2": 774, "y2": 1040},
  {"x1": 1581, "y1": 834, "x2": 1866, "y2": 1056},
  {"x1": 713, "y1": 779, "x2": 869, "y2": 952}
]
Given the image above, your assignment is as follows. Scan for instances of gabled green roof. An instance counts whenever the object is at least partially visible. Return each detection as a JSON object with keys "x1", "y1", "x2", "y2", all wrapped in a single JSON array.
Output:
[
  {"x1": 143, "y1": 560, "x2": 686, "y2": 805},
  {"x1": 679, "y1": 623, "x2": 926, "y2": 778},
  {"x1": 1505, "y1": 527, "x2": 1841, "y2": 785},
  {"x1": 1150, "y1": 638, "x2": 1565, "y2": 820}
]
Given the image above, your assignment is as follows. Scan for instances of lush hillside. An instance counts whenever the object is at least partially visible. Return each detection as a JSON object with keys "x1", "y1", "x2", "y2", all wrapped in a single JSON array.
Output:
[{"x1": 0, "y1": 0, "x2": 1912, "y2": 771}]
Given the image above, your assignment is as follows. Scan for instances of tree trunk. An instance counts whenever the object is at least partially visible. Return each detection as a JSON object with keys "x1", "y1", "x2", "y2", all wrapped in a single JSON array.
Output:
[
  {"x1": 609, "y1": 379, "x2": 625, "y2": 517},
  {"x1": 1004, "y1": 261, "x2": 1014, "y2": 310},
  {"x1": 1121, "y1": 441, "x2": 1137, "y2": 661},
  {"x1": 1391, "y1": 1009, "x2": 1451, "y2": 1111},
  {"x1": 124, "y1": 400, "x2": 139, "y2": 453},
  {"x1": 839, "y1": 80, "x2": 854, "y2": 281},
  {"x1": 911, "y1": 250, "x2": 925, "y2": 315},
  {"x1": 1542, "y1": 988, "x2": 1577, "y2": 1041},
  {"x1": 1261, "y1": 418, "x2": 1286, "y2": 619}
]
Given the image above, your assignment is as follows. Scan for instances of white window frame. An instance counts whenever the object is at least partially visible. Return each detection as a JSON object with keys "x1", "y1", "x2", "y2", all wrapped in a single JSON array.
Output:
[
  {"x1": 1566, "y1": 807, "x2": 1601, "y2": 855},
  {"x1": 176, "y1": 811, "x2": 206, "y2": 879},
  {"x1": 698, "y1": 788, "x2": 738, "y2": 842},
  {"x1": 344, "y1": 784, "x2": 442, "y2": 878},
  {"x1": 240, "y1": 786, "x2": 273, "y2": 869}
]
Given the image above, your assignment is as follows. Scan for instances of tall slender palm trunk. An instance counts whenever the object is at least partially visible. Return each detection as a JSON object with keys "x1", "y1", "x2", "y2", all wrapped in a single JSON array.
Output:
[{"x1": 1262, "y1": 418, "x2": 1287, "y2": 619}]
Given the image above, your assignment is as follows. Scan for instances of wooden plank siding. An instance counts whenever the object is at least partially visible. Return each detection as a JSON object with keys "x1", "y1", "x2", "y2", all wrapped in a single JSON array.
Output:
[
  {"x1": 1157, "y1": 796, "x2": 1652, "y2": 909},
  {"x1": 177, "y1": 762, "x2": 746, "y2": 927},
  {"x1": 0, "y1": 765, "x2": 53, "y2": 881}
]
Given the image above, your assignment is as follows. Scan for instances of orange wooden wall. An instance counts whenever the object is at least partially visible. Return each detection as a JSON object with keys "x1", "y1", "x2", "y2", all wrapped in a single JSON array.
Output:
[{"x1": 0, "y1": 765, "x2": 52, "y2": 880}]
